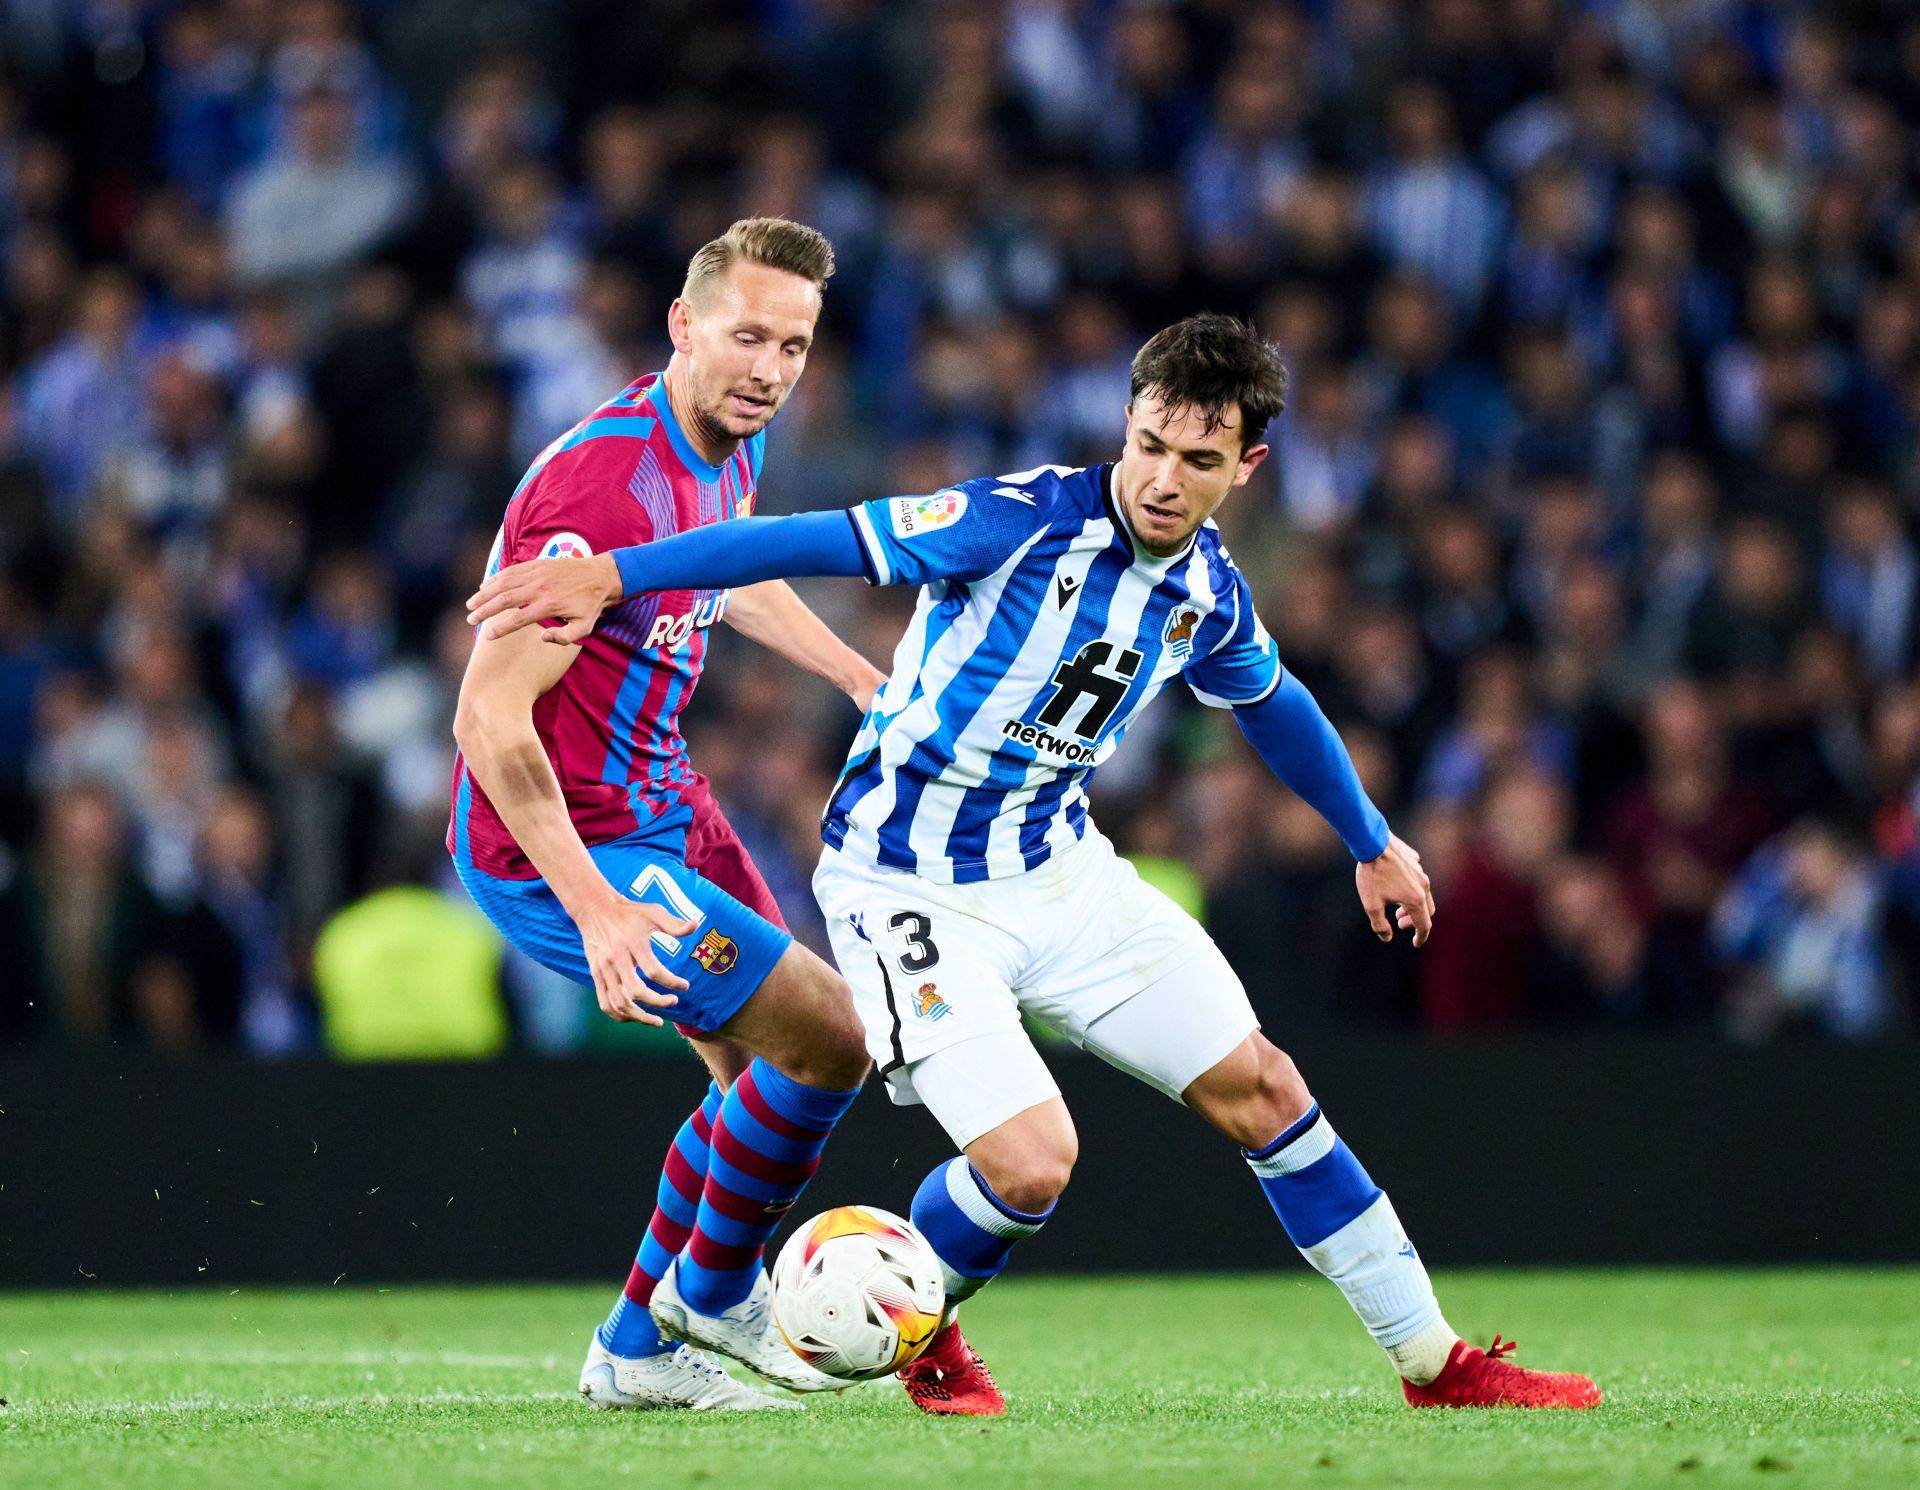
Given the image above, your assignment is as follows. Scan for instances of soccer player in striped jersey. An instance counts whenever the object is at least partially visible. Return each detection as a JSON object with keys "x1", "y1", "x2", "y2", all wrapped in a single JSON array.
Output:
[
  {"x1": 468, "y1": 313, "x2": 1603, "y2": 1415},
  {"x1": 450, "y1": 219, "x2": 887, "y2": 1411}
]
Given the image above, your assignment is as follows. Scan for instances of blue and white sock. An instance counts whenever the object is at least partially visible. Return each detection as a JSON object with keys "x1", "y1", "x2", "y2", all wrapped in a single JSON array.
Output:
[
  {"x1": 910, "y1": 1157, "x2": 1052, "y2": 1307},
  {"x1": 1245, "y1": 1103, "x2": 1456, "y2": 1383}
]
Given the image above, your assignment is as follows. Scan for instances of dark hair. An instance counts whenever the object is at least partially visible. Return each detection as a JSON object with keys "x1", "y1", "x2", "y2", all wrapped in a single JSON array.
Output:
[{"x1": 1128, "y1": 312, "x2": 1289, "y2": 450}]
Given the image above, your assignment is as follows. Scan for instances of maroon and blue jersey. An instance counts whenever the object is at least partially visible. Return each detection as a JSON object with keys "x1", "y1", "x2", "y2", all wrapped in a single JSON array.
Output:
[{"x1": 449, "y1": 372, "x2": 764, "y2": 881}]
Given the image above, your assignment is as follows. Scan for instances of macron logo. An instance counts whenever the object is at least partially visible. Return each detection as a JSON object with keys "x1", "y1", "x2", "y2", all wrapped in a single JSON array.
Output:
[
  {"x1": 1056, "y1": 574, "x2": 1081, "y2": 609},
  {"x1": 992, "y1": 486, "x2": 1037, "y2": 505}
]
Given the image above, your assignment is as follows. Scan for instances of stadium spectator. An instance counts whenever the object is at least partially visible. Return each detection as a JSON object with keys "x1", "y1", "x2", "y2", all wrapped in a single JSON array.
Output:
[
  {"x1": 0, "y1": 780, "x2": 235, "y2": 1051},
  {"x1": 226, "y1": 83, "x2": 415, "y2": 296},
  {"x1": 0, "y1": 0, "x2": 1914, "y2": 1051},
  {"x1": 1713, "y1": 818, "x2": 1894, "y2": 1040}
]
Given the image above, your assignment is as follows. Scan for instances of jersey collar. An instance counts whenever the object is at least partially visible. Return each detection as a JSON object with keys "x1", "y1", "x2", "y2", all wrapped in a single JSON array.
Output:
[
  {"x1": 1104, "y1": 462, "x2": 1200, "y2": 570},
  {"x1": 646, "y1": 371, "x2": 729, "y2": 483}
]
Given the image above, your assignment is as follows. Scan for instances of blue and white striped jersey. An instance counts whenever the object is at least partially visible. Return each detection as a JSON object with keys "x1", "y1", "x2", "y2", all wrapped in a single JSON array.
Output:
[{"x1": 826, "y1": 462, "x2": 1281, "y2": 883}]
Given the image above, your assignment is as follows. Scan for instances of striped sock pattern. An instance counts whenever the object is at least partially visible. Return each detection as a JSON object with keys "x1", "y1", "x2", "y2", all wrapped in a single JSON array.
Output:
[
  {"x1": 677, "y1": 1059, "x2": 859, "y2": 1316},
  {"x1": 1245, "y1": 1103, "x2": 1447, "y2": 1361},
  {"x1": 597, "y1": 1081, "x2": 724, "y2": 1358},
  {"x1": 910, "y1": 1157, "x2": 1052, "y2": 1304}
]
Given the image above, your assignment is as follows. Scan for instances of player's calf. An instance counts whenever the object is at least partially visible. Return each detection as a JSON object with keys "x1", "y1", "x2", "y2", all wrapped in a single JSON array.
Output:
[
  {"x1": 905, "y1": 1097, "x2": 1071, "y2": 1322},
  {"x1": 670, "y1": 946, "x2": 867, "y2": 1319},
  {"x1": 1187, "y1": 1033, "x2": 1460, "y2": 1387}
]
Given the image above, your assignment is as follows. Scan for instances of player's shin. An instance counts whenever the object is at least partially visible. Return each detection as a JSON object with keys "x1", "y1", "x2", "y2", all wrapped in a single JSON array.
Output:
[
  {"x1": 1244, "y1": 1103, "x2": 1457, "y2": 1385},
  {"x1": 910, "y1": 1157, "x2": 1052, "y2": 1316},
  {"x1": 676, "y1": 1059, "x2": 859, "y2": 1315},
  {"x1": 598, "y1": 1081, "x2": 724, "y2": 1358}
]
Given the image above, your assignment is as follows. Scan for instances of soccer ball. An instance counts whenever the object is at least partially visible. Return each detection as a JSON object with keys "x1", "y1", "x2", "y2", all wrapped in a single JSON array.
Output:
[{"x1": 770, "y1": 1205, "x2": 946, "y2": 1381}]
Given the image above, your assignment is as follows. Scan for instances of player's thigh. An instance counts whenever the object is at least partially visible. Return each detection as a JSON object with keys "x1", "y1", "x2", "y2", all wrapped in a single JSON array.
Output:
[
  {"x1": 456, "y1": 859, "x2": 602, "y2": 986},
  {"x1": 1078, "y1": 935, "x2": 1258, "y2": 1103},
  {"x1": 908, "y1": 1029, "x2": 1067, "y2": 1154},
  {"x1": 713, "y1": 938, "x2": 868, "y2": 1085},
  {"x1": 1016, "y1": 831, "x2": 1214, "y2": 1043},
  {"x1": 813, "y1": 849, "x2": 1027, "y2": 1084},
  {"x1": 585, "y1": 839, "x2": 794, "y2": 1036}
]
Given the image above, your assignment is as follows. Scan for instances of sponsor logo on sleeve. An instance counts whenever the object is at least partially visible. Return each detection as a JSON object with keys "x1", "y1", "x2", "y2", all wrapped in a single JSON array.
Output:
[
  {"x1": 888, "y1": 490, "x2": 968, "y2": 539},
  {"x1": 540, "y1": 531, "x2": 594, "y2": 560}
]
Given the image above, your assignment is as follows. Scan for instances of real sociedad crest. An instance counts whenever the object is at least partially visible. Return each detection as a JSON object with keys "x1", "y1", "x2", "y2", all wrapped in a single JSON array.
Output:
[{"x1": 1163, "y1": 605, "x2": 1201, "y2": 663}]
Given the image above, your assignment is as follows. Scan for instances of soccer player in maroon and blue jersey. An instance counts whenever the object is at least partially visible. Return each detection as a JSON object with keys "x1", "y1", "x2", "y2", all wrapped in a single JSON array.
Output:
[{"x1": 449, "y1": 219, "x2": 883, "y2": 1410}]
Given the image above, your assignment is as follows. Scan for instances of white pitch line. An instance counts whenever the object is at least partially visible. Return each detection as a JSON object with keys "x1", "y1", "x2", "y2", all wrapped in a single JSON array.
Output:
[
  {"x1": 6, "y1": 1390, "x2": 572, "y2": 1421},
  {"x1": 54, "y1": 1349, "x2": 561, "y2": 1369}
]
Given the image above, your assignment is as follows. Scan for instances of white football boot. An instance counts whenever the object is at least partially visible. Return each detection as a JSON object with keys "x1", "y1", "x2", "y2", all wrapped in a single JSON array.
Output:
[
  {"x1": 649, "y1": 1260, "x2": 846, "y2": 1394},
  {"x1": 578, "y1": 1336, "x2": 800, "y2": 1411}
]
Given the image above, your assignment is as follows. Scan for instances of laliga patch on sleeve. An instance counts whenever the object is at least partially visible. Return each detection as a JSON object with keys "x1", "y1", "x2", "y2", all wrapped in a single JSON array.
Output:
[
  {"x1": 888, "y1": 490, "x2": 968, "y2": 540},
  {"x1": 540, "y1": 531, "x2": 594, "y2": 560}
]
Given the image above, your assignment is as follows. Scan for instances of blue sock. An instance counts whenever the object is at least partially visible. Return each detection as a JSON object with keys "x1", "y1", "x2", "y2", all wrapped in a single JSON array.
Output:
[
  {"x1": 910, "y1": 1157, "x2": 1052, "y2": 1304},
  {"x1": 1245, "y1": 1103, "x2": 1451, "y2": 1374},
  {"x1": 677, "y1": 1060, "x2": 859, "y2": 1315},
  {"x1": 597, "y1": 1081, "x2": 723, "y2": 1358}
]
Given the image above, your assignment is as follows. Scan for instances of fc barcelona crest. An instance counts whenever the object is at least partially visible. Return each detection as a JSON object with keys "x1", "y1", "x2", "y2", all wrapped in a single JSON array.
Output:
[
  {"x1": 1164, "y1": 605, "x2": 1201, "y2": 663},
  {"x1": 692, "y1": 929, "x2": 739, "y2": 974}
]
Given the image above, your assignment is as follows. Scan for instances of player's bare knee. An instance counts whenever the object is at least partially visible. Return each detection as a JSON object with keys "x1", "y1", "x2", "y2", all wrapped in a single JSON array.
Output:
[
  {"x1": 1254, "y1": 1041, "x2": 1312, "y2": 1126},
  {"x1": 983, "y1": 1150, "x2": 1073, "y2": 1214},
  {"x1": 807, "y1": 972, "x2": 871, "y2": 1088}
]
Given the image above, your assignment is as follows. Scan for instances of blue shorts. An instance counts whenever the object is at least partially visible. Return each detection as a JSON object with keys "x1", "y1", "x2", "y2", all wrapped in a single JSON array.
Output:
[{"x1": 455, "y1": 833, "x2": 793, "y2": 1035}]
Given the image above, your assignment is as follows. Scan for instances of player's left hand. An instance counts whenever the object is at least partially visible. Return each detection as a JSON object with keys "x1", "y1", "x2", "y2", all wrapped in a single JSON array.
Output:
[
  {"x1": 1355, "y1": 833, "x2": 1435, "y2": 947},
  {"x1": 467, "y1": 553, "x2": 622, "y2": 644}
]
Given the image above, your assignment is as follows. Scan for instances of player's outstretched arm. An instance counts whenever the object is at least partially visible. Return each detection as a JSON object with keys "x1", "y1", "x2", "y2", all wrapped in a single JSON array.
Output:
[
  {"x1": 453, "y1": 626, "x2": 697, "y2": 1021},
  {"x1": 724, "y1": 580, "x2": 889, "y2": 711},
  {"x1": 1232, "y1": 671, "x2": 1435, "y2": 947},
  {"x1": 466, "y1": 511, "x2": 868, "y2": 643}
]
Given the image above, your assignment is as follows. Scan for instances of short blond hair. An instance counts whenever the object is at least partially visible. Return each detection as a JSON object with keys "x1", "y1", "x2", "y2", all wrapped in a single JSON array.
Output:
[{"x1": 681, "y1": 217, "x2": 835, "y2": 305}]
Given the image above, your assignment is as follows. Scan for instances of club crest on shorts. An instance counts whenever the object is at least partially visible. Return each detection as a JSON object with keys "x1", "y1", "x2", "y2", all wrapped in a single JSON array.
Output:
[
  {"x1": 1163, "y1": 605, "x2": 1201, "y2": 663},
  {"x1": 912, "y1": 982, "x2": 952, "y2": 1021},
  {"x1": 540, "y1": 531, "x2": 594, "y2": 561},
  {"x1": 692, "y1": 929, "x2": 738, "y2": 974},
  {"x1": 889, "y1": 490, "x2": 968, "y2": 539}
]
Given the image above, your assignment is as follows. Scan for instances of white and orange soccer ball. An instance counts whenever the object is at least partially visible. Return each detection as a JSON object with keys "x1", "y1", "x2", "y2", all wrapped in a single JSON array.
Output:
[{"x1": 770, "y1": 1205, "x2": 946, "y2": 1382}]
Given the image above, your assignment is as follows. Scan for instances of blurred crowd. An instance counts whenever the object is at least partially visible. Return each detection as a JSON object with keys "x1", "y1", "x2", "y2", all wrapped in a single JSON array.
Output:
[{"x1": 3, "y1": 0, "x2": 1919, "y2": 1057}]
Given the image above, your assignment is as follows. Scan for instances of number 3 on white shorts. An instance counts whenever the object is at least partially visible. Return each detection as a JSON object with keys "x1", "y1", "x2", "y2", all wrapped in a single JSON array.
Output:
[
  {"x1": 627, "y1": 864, "x2": 705, "y2": 957},
  {"x1": 889, "y1": 911, "x2": 940, "y2": 974}
]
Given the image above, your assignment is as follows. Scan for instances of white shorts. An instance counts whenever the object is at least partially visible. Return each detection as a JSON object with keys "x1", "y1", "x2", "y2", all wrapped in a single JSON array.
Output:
[{"x1": 813, "y1": 831, "x2": 1258, "y2": 1148}]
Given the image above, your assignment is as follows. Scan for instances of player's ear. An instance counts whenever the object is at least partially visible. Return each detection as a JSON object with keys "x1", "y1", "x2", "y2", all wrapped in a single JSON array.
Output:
[
  {"x1": 667, "y1": 296, "x2": 695, "y2": 354},
  {"x1": 1232, "y1": 442, "x2": 1270, "y2": 487}
]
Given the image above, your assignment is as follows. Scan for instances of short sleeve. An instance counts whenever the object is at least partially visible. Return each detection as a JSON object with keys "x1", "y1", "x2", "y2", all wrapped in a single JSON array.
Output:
[
  {"x1": 847, "y1": 476, "x2": 1046, "y2": 586},
  {"x1": 1185, "y1": 567, "x2": 1281, "y2": 709},
  {"x1": 500, "y1": 439, "x2": 655, "y2": 571}
]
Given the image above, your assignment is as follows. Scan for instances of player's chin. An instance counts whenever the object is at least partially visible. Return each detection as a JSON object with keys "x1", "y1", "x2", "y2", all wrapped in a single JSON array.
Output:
[{"x1": 720, "y1": 394, "x2": 781, "y2": 433}]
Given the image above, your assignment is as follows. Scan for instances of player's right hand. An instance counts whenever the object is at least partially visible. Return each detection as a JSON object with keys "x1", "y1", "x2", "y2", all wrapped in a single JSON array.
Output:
[
  {"x1": 467, "y1": 553, "x2": 622, "y2": 645},
  {"x1": 575, "y1": 896, "x2": 699, "y2": 1025}
]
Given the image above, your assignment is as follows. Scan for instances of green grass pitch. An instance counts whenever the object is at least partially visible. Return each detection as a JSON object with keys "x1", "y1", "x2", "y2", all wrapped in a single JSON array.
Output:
[{"x1": 3, "y1": 1269, "x2": 1916, "y2": 1489}]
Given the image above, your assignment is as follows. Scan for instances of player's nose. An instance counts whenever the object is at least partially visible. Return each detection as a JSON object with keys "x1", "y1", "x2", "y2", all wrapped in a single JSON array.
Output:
[{"x1": 750, "y1": 344, "x2": 784, "y2": 386}]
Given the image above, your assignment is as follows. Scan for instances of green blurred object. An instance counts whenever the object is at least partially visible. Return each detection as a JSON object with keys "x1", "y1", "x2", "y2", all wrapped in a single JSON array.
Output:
[
  {"x1": 1127, "y1": 852, "x2": 1207, "y2": 924},
  {"x1": 313, "y1": 887, "x2": 508, "y2": 1060}
]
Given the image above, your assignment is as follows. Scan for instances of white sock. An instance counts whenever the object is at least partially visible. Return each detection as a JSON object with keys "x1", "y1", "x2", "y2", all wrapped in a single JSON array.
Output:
[
  {"x1": 1385, "y1": 1314, "x2": 1459, "y2": 1384},
  {"x1": 1246, "y1": 1110, "x2": 1457, "y2": 1383}
]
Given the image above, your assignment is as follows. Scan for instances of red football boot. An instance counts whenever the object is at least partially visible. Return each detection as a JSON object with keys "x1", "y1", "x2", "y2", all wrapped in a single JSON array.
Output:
[
  {"x1": 1402, "y1": 1335, "x2": 1602, "y2": 1409},
  {"x1": 898, "y1": 1320, "x2": 1006, "y2": 1417}
]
